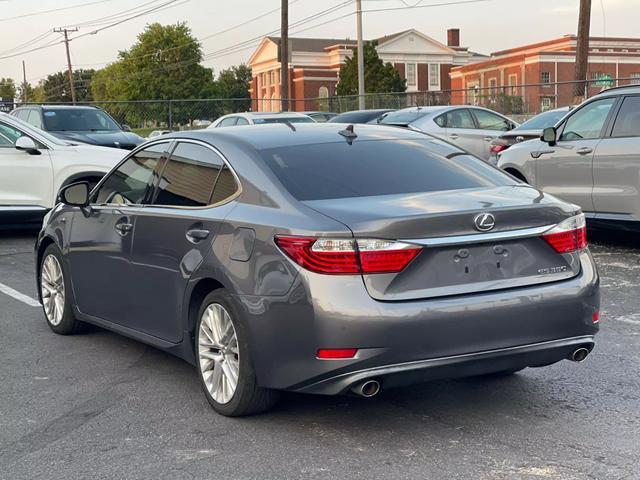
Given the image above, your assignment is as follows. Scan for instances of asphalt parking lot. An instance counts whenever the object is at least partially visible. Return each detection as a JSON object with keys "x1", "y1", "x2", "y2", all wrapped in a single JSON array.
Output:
[{"x1": 0, "y1": 229, "x2": 639, "y2": 480}]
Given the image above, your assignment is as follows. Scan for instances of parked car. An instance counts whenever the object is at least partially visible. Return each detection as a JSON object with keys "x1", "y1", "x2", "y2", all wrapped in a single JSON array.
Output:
[
  {"x1": 208, "y1": 112, "x2": 315, "y2": 128},
  {"x1": 37, "y1": 123, "x2": 599, "y2": 416},
  {"x1": 147, "y1": 129, "x2": 171, "y2": 139},
  {"x1": 328, "y1": 109, "x2": 394, "y2": 124},
  {"x1": 380, "y1": 105, "x2": 518, "y2": 161},
  {"x1": 11, "y1": 105, "x2": 144, "y2": 150},
  {"x1": 489, "y1": 107, "x2": 572, "y2": 164},
  {"x1": 303, "y1": 111, "x2": 338, "y2": 122},
  {"x1": 498, "y1": 85, "x2": 640, "y2": 230},
  {"x1": 0, "y1": 112, "x2": 126, "y2": 227}
]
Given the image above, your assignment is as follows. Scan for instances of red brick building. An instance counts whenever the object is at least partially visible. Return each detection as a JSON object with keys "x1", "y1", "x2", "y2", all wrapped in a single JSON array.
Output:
[
  {"x1": 247, "y1": 29, "x2": 486, "y2": 111},
  {"x1": 450, "y1": 35, "x2": 640, "y2": 112}
]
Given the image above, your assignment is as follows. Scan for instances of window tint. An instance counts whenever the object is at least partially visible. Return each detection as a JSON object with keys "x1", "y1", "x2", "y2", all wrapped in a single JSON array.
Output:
[
  {"x1": 261, "y1": 139, "x2": 514, "y2": 201},
  {"x1": 218, "y1": 117, "x2": 238, "y2": 127},
  {"x1": 472, "y1": 109, "x2": 510, "y2": 130},
  {"x1": 611, "y1": 96, "x2": 640, "y2": 137},
  {"x1": 559, "y1": 97, "x2": 616, "y2": 141},
  {"x1": 154, "y1": 142, "x2": 237, "y2": 207},
  {"x1": 27, "y1": 110, "x2": 43, "y2": 129},
  {"x1": 94, "y1": 143, "x2": 168, "y2": 205},
  {"x1": 235, "y1": 117, "x2": 249, "y2": 126},
  {"x1": 439, "y1": 109, "x2": 475, "y2": 129},
  {"x1": 42, "y1": 108, "x2": 120, "y2": 131},
  {"x1": 0, "y1": 121, "x2": 23, "y2": 147}
]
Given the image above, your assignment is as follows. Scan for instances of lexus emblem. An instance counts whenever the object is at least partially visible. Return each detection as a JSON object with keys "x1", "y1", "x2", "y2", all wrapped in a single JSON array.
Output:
[{"x1": 474, "y1": 213, "x2": 495, "y2": 232}]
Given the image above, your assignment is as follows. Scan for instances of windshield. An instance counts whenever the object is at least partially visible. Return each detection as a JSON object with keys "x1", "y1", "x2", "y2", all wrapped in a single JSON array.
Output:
[
  {"x1": 254, "y1": 117, "x2": 315, "y2": 124},
  {"x1": 43, "y1": 108, "x2": 121, "y2": 132},
  {"x1": 379, "y1": 109, "x2": 431, "y2": 125},
  {"x1": 516, "y1": 109, "x2": 569, "y2": 131},
  {"x1": 261, "y1": 139, "x2": 514, "y2": 201}
]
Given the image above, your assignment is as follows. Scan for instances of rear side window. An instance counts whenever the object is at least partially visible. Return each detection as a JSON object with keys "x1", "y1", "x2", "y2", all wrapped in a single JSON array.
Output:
[
  {"x1": 472, "y1": 109, "x2": 510, "y2": 130},
  {"x1": 153, "y1": 142, "x2": 238, "y2": 207},
  {"x1": 437, "y1": 109, "x2": 475, "y2": 129},
  {"x1": 611, "y1": 96, "x2": 640, "y2": 137},
  {"x1": 261, "y1": 139, "x2": 514, "y2": 201}
]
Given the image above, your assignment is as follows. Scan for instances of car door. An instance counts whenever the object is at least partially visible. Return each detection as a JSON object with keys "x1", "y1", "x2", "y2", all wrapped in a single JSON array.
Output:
[
  {"x1": 535, "y1": 96, "x2": 617, "y2": 213},
  {"x1": 0, "y1": 119, "x2": 53, "y2": 209},
  {"x1": 66, "y1": 141, "x2": 170, "y2": 323},
  {"x1": 437, "y1": 109, "x2": 484, "y2": 158},
  {"x1": 591, "y1": 94, "x2": 640, "y2": 221},
  {"x1": 470, "y1": 108, "x2": 514, "y2": 161},
  {"x1": 128, "y1": 140, "x2": 240, "y2": 342}
]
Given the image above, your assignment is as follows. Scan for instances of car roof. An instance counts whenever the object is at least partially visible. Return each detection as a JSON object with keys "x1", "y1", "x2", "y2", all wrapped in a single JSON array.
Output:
[
  {"x1": 24, "y1": 105, "x2": 101, "y2": 110},
  {"x1": 162, "y1": 122, "x2": 441, "y2": 151},
  {"x1": 234, "y1": 112, "x2": 312, "y2": 119},
  {"x1": 596, "y1": 84, "x2": 640, "y2": 96}
]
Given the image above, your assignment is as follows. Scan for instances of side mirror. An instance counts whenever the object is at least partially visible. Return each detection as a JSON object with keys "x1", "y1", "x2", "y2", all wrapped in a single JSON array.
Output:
[
  {"x1": 541, "y1": 127, "x2": 557, "y2": 145},
  {"x1": 15, "y1": 136, "x2": 40, "y2": 155},
  {"x1": 59, "y1": 182, "x2": 90, "y2": 207},
  {"x1": 122, "y1": 124, "x2": 132, "y2": 132}
]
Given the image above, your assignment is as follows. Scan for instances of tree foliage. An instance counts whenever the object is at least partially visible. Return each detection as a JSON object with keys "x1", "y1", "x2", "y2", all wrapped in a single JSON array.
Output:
[
  {"x1": 336, "y1": 41, "x2": 406, "y2": 96},
  {"x1": 39, "y1": 69, "x2": 96, "y2": 102},
  {"x1": 0, "y1": 78, "x2": 16, "y2": 102}
]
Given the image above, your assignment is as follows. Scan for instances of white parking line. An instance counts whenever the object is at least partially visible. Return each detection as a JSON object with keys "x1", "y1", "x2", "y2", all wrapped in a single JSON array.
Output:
[{"x1": 0, "y1": 283, "x2": 41, "y2": 307}]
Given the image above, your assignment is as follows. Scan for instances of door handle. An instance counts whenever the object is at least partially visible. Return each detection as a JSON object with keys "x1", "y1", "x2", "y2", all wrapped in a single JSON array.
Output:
[
  {"x1": 114, "y1": 222, "x2": 133, "y2": 235},
  {"x1": 449, "y1": 134, "x2": 459, "y2": 140},
  {"x1": 576, "y1": 147, "x2": 593, "y2": 155},
  {"x1": 186, "y1": 229, "x2": 210, "y2": 243},
  {"x1": 484, "y1": 136, "x2": 495, "y2": 142}
]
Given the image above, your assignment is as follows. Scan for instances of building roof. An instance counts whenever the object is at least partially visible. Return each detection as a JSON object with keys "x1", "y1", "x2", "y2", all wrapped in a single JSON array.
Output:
[{"x1": 266, "y1": 36, "x2": 355, "y2": 52}]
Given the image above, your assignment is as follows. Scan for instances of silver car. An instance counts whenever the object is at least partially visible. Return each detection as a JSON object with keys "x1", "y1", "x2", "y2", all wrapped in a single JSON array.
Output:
[
  {"x1": 208, "y1": 111, "x2": 315, "y2": 128},
  {"x1": 498, "y1": 85, "x2": 640, "y2": 229},
  {"x1": 380, "y1": 105, "x2": 518, "y2": 161}
]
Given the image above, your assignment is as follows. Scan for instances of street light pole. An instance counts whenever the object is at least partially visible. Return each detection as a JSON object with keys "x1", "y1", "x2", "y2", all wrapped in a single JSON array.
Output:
[
  {"x1": 281, "y1": 0, "x2": 289, "y2": 112},
  {"x1": 356, "y1": 0, "x2": 365, "y2": 110},
  {"x1": 573, "y1": 0, "x2": 591, "y2": 102}
]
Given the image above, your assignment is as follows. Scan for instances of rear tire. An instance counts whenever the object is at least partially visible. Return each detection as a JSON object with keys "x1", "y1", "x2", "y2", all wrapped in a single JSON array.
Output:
[
  {"x1": 39, "y1": 244, "x2": 82, "y2": 335},
  {"x1": 195, "y1": 289, "x2": 278, "y2": 416}
]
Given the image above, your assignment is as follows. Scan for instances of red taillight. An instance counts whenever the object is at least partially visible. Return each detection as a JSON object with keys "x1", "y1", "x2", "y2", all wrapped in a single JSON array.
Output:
[
  {"x1": 317, "y1": 348, "x2": 358, "y2": 359},
  {"x1": 542, "y1": 213, "x2": 588, "y2": 254},
  {"x1": 275, "y1": 236, "x2": 422, "y2": 275},
  {"x1": 592, "y1": 311, "x2": 600, "y2": 323},
  {"x1": 490, "y1": 144, "x2": 507, "y2": 154}
]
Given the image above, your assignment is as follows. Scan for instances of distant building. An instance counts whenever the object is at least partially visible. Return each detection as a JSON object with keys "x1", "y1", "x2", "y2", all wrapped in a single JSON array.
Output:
[
  {"x1": 247, "y1": 28, "x2": 486, "y2": 111},
  {"x1": 450, "y1": 35, "x2": 640, "y2": 112}
]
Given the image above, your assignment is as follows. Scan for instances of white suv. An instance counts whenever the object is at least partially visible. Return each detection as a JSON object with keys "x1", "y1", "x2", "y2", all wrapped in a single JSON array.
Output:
[{"x1": 0, "y1": 113, "x2": 126, "y2": 225}]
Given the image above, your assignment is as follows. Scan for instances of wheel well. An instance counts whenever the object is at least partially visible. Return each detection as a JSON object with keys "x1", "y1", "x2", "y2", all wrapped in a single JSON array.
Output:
[
  {"x1": 187, "y1": 278, "x2": 225, "y2": 344},
  {"x1": 504, "y1": 168, "x2": 527, "y2": 183}
]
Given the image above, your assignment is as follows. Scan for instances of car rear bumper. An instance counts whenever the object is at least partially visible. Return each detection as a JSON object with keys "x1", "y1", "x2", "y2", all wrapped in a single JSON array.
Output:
[{"x1": 233, "y1": 250, "x2": 599, "y2": 394}]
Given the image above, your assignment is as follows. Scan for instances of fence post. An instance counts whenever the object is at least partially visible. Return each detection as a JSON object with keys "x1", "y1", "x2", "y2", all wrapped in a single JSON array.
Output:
[{"x1": 168, "y1": 100, "x2": 173, "y2": 129}]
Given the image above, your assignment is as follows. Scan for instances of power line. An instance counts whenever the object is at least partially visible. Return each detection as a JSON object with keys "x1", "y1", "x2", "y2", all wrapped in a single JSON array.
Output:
[{"x1": 0, "y1": 0, "x2": 116, "y2": 23}]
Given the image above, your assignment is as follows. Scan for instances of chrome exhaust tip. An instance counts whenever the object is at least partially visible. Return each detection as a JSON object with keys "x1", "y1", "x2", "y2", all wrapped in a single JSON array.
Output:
[
  {"x1": 351, "y1": 379, "x2": 381, "y2": 398},
  {"x1": 570, "y1": 347, "x2": 590, "y2": 362}
]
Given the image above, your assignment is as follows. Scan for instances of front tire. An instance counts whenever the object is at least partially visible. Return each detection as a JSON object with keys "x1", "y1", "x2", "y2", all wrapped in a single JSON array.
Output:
[
  {"x1": 39, "y1": 244, "x2": 81, "y2": 335},
  {"x1": 195, "y1": 289, "x2": 278, "y2": 416}
]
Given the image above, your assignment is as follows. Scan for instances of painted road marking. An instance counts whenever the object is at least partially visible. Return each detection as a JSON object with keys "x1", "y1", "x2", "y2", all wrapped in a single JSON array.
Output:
[{"x1": 0, "y1": 283, "x2": 40, "y2": 307}]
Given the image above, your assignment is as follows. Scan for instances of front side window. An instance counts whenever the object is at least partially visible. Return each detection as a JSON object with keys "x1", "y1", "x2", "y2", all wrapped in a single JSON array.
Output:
[
  {"x1": 0, "y1": 121, "x2": 23, "y2": 147},
  {"x1": 94, "y1": 142, "x2": 169, "y2": 205},
  {"x1": 559, "y1": 97, "x2": 616, "y2": 141},
  {"x1": 440, "y1": 109, "x2": 475, "y2": 129},
  {"x1": 153, "y1": 142, "x2": 238, "y2": 207},
  {"x1": 611, "y1": 96, "x2": 640, "y2": 137},
  {"x1": 472, "y1": 109, "x2": 510, "y2": 131}
]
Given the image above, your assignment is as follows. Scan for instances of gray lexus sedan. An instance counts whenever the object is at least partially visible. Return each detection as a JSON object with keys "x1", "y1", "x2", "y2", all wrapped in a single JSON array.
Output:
[{"x1": 36, "y1": 123, "x2": 600, "y2": 416}]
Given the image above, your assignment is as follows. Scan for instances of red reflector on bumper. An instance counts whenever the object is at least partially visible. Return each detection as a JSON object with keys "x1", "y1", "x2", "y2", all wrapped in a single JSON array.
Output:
[
  {"x1": 592, "y1": 311, "x2": 600, "y2": 323},
  {"x1": 317, "y1": 348, "x2": 358, "y2": 359}
]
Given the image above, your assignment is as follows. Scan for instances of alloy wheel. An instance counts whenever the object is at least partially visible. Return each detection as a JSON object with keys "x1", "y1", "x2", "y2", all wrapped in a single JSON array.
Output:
[
  {"x1": 198, "y1": 303, "x2": 240, "y2": 404},
  {"x1": 41, "y1": 254, "x2": 65, "y2": 326}
]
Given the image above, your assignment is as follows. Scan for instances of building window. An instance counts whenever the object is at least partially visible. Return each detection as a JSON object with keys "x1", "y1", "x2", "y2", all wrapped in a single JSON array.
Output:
[
  {"x1": 541, "y1": 71, "x2": 551, "y2": 86},
  {"x1": 630, "y1": 73, "x2": 640, "y2": 85},
  {"x1": 540, "y1": 97, "x2": 554, "y2": 112},
  {"x1": 406, "y1": 63, "x2": 417, "y2": 86},
  {"x1": 508, "y1": 74, "x2": 518, "y2": 95},
  {"x1": 318, "y1": 86, "x2": 329, "y2": 98},
  {"x1": 488, "y1": 78, "x2": 497, "y2": 94},
  {"x1": 592, "y1": 48, "x2": 600, "y2": 52},
  {"x1": 270, "y1": 70, "x2": 276, "y2": 85},
  {"x1": 622, "y1": 49, "x2": 629, "y2": 53},
  {"x1": 429, "y1": 64, "x2": 440, "y2": 90}
]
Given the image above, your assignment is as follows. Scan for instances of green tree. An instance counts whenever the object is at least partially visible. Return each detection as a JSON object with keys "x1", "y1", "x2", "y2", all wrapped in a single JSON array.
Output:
[
  {"x1": 214, "y1": 64, "x2": 252, "y2": 113},
  {"x1": 0, "y1": 78, "x2": 16, "y2": 102},
  {"x1": 336, "y1": 41, "x2": 406, "y2": 96},
  {"x1": 41, "y1": 69, "x2": 95, "y2": 102}
]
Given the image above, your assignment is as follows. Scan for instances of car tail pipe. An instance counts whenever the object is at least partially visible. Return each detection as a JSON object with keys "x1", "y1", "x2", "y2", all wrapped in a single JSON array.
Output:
[
  {"x1": 568, "y1": 346, "x2": 592, "y2": 362},
  {"x1": 350, "y1": 379, "x2": 381, "y2": 398}
]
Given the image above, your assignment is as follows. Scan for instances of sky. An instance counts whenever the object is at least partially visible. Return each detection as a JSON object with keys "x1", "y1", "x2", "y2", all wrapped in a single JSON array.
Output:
[{"x1": 0, "y1": 0, "x2": 638, "y2": 86}]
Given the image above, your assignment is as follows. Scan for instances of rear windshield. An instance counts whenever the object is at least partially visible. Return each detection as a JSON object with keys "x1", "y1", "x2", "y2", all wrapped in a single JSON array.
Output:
[
  {"x1": 516, "y1": 109, "x2": 569, "y2": 130},
  {"x1": 379, "y1": 109, "x2": 431, "y2": 125},
  {"x1": 261, "y1": 139, "x2": 514, "y2": 201},
  {"x1": 254, "y1": 117, "x2": 315, "y2": 124}
]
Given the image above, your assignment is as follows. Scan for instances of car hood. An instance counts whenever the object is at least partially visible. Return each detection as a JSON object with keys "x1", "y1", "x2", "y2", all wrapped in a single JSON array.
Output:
[{"x1": 50, "y1": 130, "x2": 144, "y2": 148}]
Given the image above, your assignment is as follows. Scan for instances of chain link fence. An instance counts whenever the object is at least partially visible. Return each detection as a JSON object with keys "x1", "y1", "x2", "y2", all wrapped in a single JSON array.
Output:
[{"x1": 11, "y1": 77, "x2": 638, "y2": 135}]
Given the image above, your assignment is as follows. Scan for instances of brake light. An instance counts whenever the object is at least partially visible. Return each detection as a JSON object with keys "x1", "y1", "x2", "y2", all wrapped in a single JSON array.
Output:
[
  {"x1": 542, "y1": 213, "x2": 587, "y2": 253},
  {"x1": 490, "y1": 144, "x2": 507, "y2": 154},
  {"x1": 317, "y1": 348, "x2": 358, "y2": 359},
  {"x1": 275, "y1": 236, "x2": 422, "y2": 275}
]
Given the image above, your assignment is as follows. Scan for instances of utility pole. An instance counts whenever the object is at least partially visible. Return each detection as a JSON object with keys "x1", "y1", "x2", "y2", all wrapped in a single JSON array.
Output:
[
  {"x1": 21, "y1": 60, "x2": 27, "y2": 103},
  {"x1": 356, "y1": 0, "x2": 365, "y2": 110},
  {"x1": 573, "y1": 0, "x2": 591, "y2": 103},
  {"x1": 280, "y1": 0, "x2": 289, "y2": 112},
  {"x1": 54, "y1": 27, "x2": 78, "y2": 104}
]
